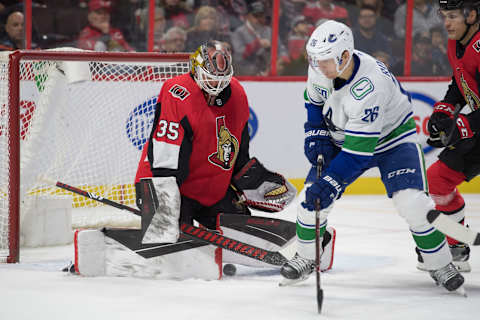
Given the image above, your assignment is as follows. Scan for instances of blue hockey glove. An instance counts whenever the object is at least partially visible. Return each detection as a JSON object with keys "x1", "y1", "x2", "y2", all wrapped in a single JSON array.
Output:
[
  {"x1": 303, "y1": 172, "x2": 344, "y2": 211},
  {"x1": 305, "y1": 165, "x2": 318, "y2": 184},
  {"x1": 304, "y1": 121, "x2": 338, "y2": 167}
]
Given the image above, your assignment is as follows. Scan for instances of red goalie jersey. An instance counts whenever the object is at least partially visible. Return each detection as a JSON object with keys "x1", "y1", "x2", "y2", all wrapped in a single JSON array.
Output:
[{"x1": 135, "y1": 73, "x2": 251, "y2": 207}]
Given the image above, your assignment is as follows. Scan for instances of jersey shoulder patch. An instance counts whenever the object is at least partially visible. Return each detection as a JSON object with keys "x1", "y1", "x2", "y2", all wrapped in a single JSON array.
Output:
[
  {"x1": 168, "y1": 84, "x2": 191, "y2": 101},
  {"x1": 312, "y1": 83, "x2": 330, "y2": 100},
  {"x1": 350, "y1": 77, "x2": 374, "y2": 100},
  {"x1": 472, "y1": 39, "x2": 480, "y2": 53}
]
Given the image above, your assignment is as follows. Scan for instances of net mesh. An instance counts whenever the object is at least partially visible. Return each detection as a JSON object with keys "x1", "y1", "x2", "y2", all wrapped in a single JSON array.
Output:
[{"x1": 0, "y1": 50, "x2": 189, "y2": 261}]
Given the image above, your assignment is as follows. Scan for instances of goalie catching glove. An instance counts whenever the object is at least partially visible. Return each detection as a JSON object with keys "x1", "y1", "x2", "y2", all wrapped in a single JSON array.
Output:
[{"x1": 232, "y1": 157, "x2": 296, "y2": 212}]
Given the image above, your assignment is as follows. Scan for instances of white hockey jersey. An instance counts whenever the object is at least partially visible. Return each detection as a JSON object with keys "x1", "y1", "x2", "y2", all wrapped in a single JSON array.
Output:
[{"x1": 305, "y1": 50, "x2": 418, "y2": 157}]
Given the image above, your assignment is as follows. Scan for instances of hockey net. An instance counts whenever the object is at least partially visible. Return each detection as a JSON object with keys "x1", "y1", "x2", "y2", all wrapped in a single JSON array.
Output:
[{"x1": 0, "y1": 49, "x2": 190, "y2": 262}]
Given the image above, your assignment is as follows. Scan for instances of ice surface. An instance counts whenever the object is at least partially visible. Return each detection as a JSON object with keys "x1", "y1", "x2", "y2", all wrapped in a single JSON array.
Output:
[{"x1": 1, "y1": 194, "x2": 479, "y2": 320}]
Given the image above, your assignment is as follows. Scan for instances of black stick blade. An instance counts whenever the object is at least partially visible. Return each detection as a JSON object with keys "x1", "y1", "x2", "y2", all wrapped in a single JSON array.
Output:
[{"x1": 317, "y1": 288, "x2": 324, "y2": 314}]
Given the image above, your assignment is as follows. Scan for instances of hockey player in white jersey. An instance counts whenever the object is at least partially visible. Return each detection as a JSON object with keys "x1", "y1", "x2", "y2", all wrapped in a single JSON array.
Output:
[{"x1": 280, "y1": 20, "x2": 465, "y2": 292}]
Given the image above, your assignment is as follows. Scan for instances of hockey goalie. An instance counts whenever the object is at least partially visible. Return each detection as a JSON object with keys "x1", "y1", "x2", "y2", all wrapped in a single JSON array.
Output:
[{"x1": 72, "y1": 41, "x2": 336, "y2": 279}]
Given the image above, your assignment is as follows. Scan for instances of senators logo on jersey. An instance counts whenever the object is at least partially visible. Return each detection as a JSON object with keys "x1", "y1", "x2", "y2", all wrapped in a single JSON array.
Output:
[
  {"x1": 168, "y1": 84, "x2": 190, "y2": 101},
  {"x1": 459, "y1": 71, "x2": 480, "y2": 111},
  {"x1": 208, "y1": 116, "x2": 239, "y2": 170}
]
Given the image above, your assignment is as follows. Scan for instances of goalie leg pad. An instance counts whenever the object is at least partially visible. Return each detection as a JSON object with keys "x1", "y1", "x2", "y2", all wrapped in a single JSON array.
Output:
[
  {"x1": 139, "y1": 177, "x2": 180, "y2": 244},
  {"x1": 74, "y1": 229, "x2": 106, "y2": 276},
  {"x1": 74, "y1": 229, "x2": 221, "y2": 279},
  {"x1": 320, "y1": 226, "x2": 336, "y2": 272}
]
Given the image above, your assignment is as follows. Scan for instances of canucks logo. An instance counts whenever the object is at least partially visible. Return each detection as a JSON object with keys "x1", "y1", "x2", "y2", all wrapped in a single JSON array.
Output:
[
  {"x1": 328, "y1": 34, "x2": 337, "y2": 43},
  {"x1": 350, "y1": 77, "x2": 374, "y2": 100}
]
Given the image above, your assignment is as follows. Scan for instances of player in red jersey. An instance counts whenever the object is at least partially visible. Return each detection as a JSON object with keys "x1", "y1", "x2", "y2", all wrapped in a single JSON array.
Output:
[
  {"x1": 134, "y1": 40, "x2": 297, "y2": 243},
  {"x1": 422, "y1": 0, "x2": 480, "y2": 272}
]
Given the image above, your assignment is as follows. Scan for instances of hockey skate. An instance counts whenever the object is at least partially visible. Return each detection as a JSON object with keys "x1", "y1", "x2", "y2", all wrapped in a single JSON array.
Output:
[
  {"x1": 279, "y1": 253, "x2": 315, "y2": 286},
  {"x1": 429, "y1": 262, "x2": 465, "y2": 293},
  {"x1": 449, "y1": 243, "x2": 471, "y2": 272},
  {"x1": 416, "y1": 244, "x2": 471, "y2": 272}
]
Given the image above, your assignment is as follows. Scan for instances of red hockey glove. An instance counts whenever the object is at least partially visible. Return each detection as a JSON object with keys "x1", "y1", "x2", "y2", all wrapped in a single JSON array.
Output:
[
  {"x1": 426, "y1": 102, "x2": 476, "y2": 147},
  {"x1": 427, "y1": 102, "x2": 455, "y2": 136}
]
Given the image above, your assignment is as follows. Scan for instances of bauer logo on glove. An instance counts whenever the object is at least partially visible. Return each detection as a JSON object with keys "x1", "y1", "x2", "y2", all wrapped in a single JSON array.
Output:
[{"x1": 232, "y1": 158, "x2": 296, "y2": 212}]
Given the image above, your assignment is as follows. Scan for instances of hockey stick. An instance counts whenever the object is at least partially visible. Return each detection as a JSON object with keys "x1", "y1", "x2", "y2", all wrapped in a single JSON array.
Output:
[
  {"x1": 315, "y1": 155, "x2": 324, "y2": 314},
  {"x1": 43, "y1": 178, "x2": 291, "y2": 265},
  {"x1": 427, "y1": 210, "x2": 480, "y2": 246}
]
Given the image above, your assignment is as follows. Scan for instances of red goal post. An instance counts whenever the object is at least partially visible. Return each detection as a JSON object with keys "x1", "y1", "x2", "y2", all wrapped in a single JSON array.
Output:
[{"x1": 0, "y1": 49, "x2": 190, "y2": 263}]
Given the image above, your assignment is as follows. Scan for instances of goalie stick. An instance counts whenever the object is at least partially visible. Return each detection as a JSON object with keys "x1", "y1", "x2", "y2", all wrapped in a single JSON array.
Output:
[
  {"x1": 44, "y1": 178, "x2": 292, "y2": 265},
  {"x1": 427, "y1": 210, "x2": 480, "y2": 246}
]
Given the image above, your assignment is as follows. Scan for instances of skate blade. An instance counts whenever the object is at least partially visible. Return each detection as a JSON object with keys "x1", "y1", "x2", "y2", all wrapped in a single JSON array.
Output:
[
  {"x1": 278, "y1": 277, "x2": 307, "y2": 287},
  {"x1": 455, "y1": 285, "x2": 467, "y2": 297}
]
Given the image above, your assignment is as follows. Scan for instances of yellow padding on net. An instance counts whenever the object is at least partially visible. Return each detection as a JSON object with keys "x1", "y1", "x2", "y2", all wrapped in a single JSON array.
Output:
[{"x1": 27, "y1": 184, "x2": 136, "y2": 208}]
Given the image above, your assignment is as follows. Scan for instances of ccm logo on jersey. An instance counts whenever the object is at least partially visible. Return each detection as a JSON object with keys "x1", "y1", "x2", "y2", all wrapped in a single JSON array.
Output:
[
  {"x1": 169, "y1": 84, "x2": 190, "y2": 100},
  {"x1": 387, "y1": 168, "x2": 416, "y2": 178}
]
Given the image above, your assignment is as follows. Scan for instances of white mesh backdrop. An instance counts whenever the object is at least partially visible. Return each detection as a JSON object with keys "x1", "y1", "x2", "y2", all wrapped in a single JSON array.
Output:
[{"x1": 0, "y1": 50, "x2": 189, "y2": 261}]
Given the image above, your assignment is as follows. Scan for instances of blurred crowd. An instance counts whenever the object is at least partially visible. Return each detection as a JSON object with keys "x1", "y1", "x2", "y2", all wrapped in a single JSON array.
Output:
[{"x1": 0, "y1": 0, "x2": 450, "y2": 76}]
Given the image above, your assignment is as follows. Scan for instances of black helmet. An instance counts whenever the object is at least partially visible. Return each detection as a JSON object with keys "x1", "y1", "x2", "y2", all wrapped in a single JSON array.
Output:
[
  {"x1": 439, "y1": 0, "x2": 462, "y2": 10},
  {"x1": 439, "y1": 0, "x2": 479, "y2": 10}
]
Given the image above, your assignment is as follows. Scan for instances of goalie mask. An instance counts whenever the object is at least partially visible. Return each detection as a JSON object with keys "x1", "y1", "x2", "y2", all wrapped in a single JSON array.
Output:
[
  {"x1": 306, "y1": 20, "x2": 354, "y2": 76},
  {"x1": 190, "y1": 40, "x2": 233, "y2": 96}
]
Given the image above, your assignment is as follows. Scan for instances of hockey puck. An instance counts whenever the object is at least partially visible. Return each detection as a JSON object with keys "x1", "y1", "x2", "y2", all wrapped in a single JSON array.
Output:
[{"x1": 223, "y1": 263, "x2": 237, "y2": 276}]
